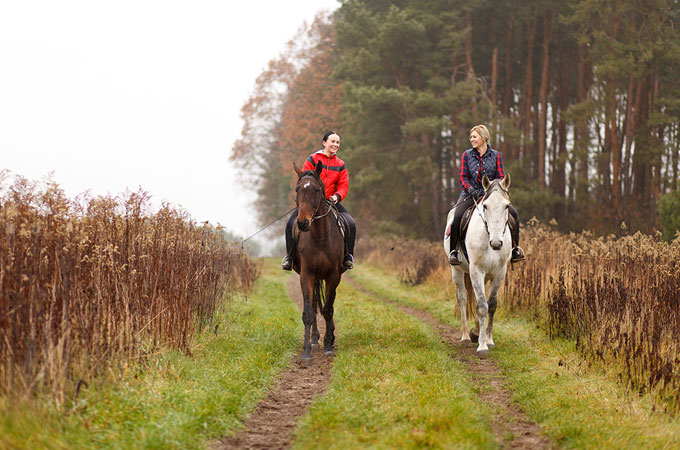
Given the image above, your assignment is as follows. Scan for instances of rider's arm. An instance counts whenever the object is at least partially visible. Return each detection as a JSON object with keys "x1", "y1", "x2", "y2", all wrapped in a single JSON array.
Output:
[
  {"x1": 459, "y1": 152, "x2": 472, "y2": 193},
  {"x1": 334, "y1": 165, "x2": 349, "y2": 201}
]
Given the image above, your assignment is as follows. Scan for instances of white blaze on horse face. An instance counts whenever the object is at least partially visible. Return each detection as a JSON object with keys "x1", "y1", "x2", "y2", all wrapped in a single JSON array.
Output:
[
  {"x1": 484, "y1": 197, "x2": 510, "y2": 250},
  {"x1": 304, "y1": 181, "x2": 311, "y2": 188}
]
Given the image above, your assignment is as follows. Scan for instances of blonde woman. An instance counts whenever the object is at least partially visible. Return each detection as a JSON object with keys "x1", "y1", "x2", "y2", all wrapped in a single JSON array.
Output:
[{"x1": 448, "y1": 125, "x2": 525, "y2": 265}]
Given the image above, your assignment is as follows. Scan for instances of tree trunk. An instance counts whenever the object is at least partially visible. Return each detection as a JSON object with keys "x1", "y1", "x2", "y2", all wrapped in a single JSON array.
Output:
[{"x1": 537, "y1": 13, "x2": 552, "y2": 191}]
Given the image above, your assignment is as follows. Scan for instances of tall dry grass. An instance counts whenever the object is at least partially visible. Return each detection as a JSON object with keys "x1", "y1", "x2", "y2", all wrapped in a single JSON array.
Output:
[
  {"x1": 359, "y1": 221, "x2": 680, "y2": 412},
  {"x1": 0, "y1": 175, "x2": 259, "y2": 405}
]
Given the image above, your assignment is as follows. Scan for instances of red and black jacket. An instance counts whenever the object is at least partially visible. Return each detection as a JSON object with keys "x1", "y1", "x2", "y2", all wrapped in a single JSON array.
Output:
[{"x1": 303, "y1": 150, "x2": 349, "y2": 201}]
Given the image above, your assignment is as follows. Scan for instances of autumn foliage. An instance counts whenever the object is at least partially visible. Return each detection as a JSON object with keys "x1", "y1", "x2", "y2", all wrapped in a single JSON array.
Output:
[{"x1": 0, "y1": 175, "x2": 259, "y2": 404}]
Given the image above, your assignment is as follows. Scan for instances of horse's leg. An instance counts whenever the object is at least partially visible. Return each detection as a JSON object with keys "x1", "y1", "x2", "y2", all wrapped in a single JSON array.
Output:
[
  {"x1": 469, "y1": 268, "x2": 489, "y2": 355},
  {"x1": 322, "y1": 276, "x2": 339, "y2": 356},
  {"x1": 311, "y1": 280, "x2": 320, "y2": 348},
  {"x1": 300, "y1": 274, "x2": 315, "y2": 360},
  {"x1": 486, "y1": 269, "x2": 507, "y2": 349},
  {"x1": 452, "y1": 268, "x2": 470, "y2": 342}
]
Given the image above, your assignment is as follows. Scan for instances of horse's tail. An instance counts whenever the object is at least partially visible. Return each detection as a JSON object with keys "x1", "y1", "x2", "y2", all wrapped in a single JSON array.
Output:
[
  {"x1": 313, "y1": 279, "x2": 325, "y2": 314},
  {"x1": 464, "y1": 273, "x2": 479, "y2": 342}
]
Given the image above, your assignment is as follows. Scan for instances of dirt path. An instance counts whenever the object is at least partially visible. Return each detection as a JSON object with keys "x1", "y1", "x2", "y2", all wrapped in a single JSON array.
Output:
[
  {"x1": 345, "y1": 276, "x2": 553, "y2": 450},
  {"x1": 214, "y1": 273, "x2": 333, "y2": 450}
]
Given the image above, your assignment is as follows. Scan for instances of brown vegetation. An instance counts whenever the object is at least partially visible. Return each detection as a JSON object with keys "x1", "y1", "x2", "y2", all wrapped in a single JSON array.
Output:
[
  {"x1": 0, "y1": 176, "x2": 259, "y2": 405},
  {"x1": 359, "y1": 223, "x2": 680, "y2": 413}
]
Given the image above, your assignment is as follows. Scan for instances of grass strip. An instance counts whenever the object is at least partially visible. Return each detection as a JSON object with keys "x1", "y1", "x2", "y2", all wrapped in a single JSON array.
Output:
[
  {"x1": 351, "y1": 264, "x2": 680, "y2": 449},
  {"x1": 291, "y1": 272, "x2": 496, "y2": 449},
  {"x1": 0, "y1": 260, "x2": 300, "y2": 450}
]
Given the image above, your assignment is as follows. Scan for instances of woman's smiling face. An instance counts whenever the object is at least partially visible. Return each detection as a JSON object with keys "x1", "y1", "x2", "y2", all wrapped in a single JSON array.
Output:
[
  {"x1": 324, "y1": 133, "x2": 340, "y2": 155},
  {"x1": 470, "y1": 130, "x2": 484, "y2": 150}
]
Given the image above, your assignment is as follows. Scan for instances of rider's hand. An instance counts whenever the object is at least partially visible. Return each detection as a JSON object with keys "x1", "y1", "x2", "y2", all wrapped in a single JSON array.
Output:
[
  {"x1": 471, "y1": 189, "x2": 484, "y2": 201},
  {"x1": 330, "y1": 194, "x2": 340, "y2": 204}
]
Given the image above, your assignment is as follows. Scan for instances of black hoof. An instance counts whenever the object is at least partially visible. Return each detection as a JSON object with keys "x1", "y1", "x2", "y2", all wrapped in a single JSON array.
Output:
[
  {"x1": 311, "y1": 342, "x2": 320, "y2": 349},
  {"x1": 324, "y1": 349, "x2": 334, "y2": 356},
  {"x1": 302, "y1": 353, "x2": 311, "y2": 361},
  {"x1": 470, "y1": 332, "x2": 479, "y2": 343}
]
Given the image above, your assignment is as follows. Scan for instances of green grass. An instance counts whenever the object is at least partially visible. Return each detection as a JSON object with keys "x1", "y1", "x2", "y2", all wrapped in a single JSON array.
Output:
[
  {"x1": 292, "y1": 276, "x2": 496, "y2": 449},
  {"x1": 0, "y1": 259, "x2": 301, "y2": 450},
  {"x1": 349, "y1": 264, "x2": 680, "y2": 449}
]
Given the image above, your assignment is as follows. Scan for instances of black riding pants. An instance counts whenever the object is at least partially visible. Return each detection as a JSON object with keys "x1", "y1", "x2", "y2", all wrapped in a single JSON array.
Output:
[
  {"x1": 285, "y1": 203, "x2": 356, "y2": 256},
  {"x1": 449, "y1": 196, "x2": 520, "y2": 254}
]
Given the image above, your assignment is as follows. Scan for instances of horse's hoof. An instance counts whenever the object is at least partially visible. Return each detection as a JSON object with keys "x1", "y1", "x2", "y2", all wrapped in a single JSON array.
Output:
[
  {"x1": 487, "y1": 342, "x2": 495, "y2": 349},
  {"x1": 476, "y1": 347, "x2": 488, "y2": 356},
  {"x1": 470, "y1": 332, "x2": 479, "y2": 343},
  {"x1": 302, "y1": 353, "x2": 312, "y2": 361},
  {"x1": 324, "y1": 349, "x2": 334, "y2": 356},
  {"x1": 311, "y1": 343, "x2": 320, "y2": 349}
]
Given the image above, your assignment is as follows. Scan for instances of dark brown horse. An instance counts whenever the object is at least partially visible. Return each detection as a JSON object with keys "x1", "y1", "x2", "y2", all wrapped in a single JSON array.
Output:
[{"x1": 293, "y1": 160, "x2": 345, "y2": 360}]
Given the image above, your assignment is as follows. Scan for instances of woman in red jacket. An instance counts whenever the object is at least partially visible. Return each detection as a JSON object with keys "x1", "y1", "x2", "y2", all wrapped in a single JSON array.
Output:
[{"x1": 282, "y1": 131, "x2": 356, "y2": 271}]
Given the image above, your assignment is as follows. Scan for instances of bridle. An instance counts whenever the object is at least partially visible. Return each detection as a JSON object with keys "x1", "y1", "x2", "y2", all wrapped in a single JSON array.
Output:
[
  {"x1": 297, "y1": 172, "x2": 332, "y2": 223},
  {"x1": 474, "y1": 181, "x2": 510, "y2": 239}
]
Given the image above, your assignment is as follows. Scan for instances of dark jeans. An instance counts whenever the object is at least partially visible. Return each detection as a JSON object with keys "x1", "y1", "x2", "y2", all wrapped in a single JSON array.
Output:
[
  {"x1": 285, "y1": 203, "x2": 356, "y2": 256},
  {"x1": 449, "y1": 196, "x2": 520, "y2": 254}
]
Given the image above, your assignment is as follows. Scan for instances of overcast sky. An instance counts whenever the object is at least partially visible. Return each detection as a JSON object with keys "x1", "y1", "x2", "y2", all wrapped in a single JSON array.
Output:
[{"x1": 0, "y1": 0, "x2": 339, "y2": 241}]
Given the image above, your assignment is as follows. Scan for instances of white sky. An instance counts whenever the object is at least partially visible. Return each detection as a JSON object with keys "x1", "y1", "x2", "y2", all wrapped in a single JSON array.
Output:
[{"x1": 0, "y1": 0, "x2": 338, "y2": 241}]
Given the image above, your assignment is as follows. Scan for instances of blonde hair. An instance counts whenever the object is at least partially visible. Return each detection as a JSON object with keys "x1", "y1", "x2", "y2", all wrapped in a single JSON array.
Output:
[{"x1": 470, "y1": 125, "x2": 490, "y2": 144}]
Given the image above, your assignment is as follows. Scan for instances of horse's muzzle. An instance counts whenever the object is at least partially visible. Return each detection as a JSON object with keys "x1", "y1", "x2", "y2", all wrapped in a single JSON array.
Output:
[
  {"x1": 489, "y1": 240, "x2": 503, "y2": 250},
  {"x1": 298, "y1": 218, "x2": 310, "y2": 232}
]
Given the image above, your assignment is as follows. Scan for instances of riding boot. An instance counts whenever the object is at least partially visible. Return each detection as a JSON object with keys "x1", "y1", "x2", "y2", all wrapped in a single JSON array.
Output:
[
  {"x1": 511, "y1": 246, "x2": 525, "y2": 263},
  {"x1": 281, "y1": 255, "x2": 293, "y2": 271},
  {"x1": 448, "y1": 234, "x2": 461, "y2": 266},
  {"x1": 343, "y1": 254, "x2": 354, "y2": 270}
]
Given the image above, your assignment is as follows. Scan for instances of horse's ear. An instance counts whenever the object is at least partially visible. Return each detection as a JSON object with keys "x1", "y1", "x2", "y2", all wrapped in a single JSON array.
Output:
[
  {"x1": 294, "y1": 162, "x2": 302, "y2": 177},
  {"x1": 482, "y1": 175, "x2": 491, "y2": 190},
  {"x1": 502, "y1": 173, "x2": 511, "y2": 189},
  {"x1": 315, "y1": 160, "x2": 323, "y2": 176}
]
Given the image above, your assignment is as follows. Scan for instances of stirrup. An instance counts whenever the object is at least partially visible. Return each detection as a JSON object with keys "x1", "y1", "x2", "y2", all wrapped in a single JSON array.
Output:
[
  {"x1": 448, "y1": 250, "x2": 461, "y2": 266},
  {"x1": 281, "y1": 255, "x2": 293, "y2": 271},
  {"x1": 511, "y1": 246, "x2": 525, "y2": 263},
  {"x1": 343, "y1": 254, "x2": 354, "y2": 270}
]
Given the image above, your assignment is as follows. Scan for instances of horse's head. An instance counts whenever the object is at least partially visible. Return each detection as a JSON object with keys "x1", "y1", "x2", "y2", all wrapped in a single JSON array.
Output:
[
  {"x1": 481, "y1": 173, "x2": 511, "y2": 251},
  {"x1": 294, "y1": 160, "x2": 325, "y2": 232}
]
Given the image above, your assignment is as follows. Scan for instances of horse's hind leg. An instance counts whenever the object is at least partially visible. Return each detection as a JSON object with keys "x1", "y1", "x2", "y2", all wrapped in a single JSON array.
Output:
[
  {"x1": 452, "y1": 269, "x2": 471, "y2": 342},
  {"x1": 322, "y1": 278, "x2": 339, "y2": 356}
]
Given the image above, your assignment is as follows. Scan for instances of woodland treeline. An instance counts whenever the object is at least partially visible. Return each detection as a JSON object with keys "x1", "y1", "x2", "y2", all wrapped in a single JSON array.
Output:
[{"x1": 231, "y1": 0, "x2": 680, "y2": 240}]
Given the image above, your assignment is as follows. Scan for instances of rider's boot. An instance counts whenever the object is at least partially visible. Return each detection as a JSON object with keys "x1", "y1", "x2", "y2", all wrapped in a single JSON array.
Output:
[
  {"x1": 511, "y1": 246, "x2": 525, "y2": 263},
  {"x1": 343, "y1": 254, "x2": 354, "y2": 270},
  {"x1": 448, "y1": 249, "x2": 462, "y2": 266},
  {"x1": 281, "y1": 255, "x2": 293, "y2": 271}
]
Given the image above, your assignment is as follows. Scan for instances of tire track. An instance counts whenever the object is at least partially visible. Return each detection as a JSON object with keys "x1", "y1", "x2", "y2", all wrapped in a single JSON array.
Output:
[
  {"x1": 345, "y1": 275, "x2": 553, "y2": 450},
  {"x1": 214, "y1": 273, "x2": 333, "y2": 450}
]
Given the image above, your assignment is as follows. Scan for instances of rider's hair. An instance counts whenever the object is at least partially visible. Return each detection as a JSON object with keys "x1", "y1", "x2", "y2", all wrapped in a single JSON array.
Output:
[
  {"x1": 470, "y1": 125, "x2": 490, "y2": 144},
  {"x1": 322, "y1": 130, "x2": 339, "y2": 143}
]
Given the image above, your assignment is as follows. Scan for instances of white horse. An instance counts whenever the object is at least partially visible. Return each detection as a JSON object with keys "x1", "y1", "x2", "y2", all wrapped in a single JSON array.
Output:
[{"x1": 443, "y1": 174, "x2": 513, "y2": 355}]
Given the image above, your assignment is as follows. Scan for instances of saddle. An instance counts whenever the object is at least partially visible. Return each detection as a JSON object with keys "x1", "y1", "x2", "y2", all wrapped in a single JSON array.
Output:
[{"x1": 445, "y1": 201, "x2": 519, "y2": 247}]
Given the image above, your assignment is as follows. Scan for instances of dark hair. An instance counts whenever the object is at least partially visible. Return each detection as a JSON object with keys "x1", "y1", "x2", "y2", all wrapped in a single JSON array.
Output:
[{"x1": 322, "y1": 130, "x2": 339, "y2": 143}]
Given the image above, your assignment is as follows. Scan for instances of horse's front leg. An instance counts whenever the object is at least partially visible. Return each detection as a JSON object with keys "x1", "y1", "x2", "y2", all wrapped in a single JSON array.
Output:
[
  {"x1": 321, "y1": 275, "x2": 339, "y2": 356},
  {"x1": 469, "y1": 268, "x2": 489, "y2": 355},
  {"x1": 452, "y1": 269, "x2": 470, "y2": 342},
  {"x1": 300, "y1": 274, "x2": 315, "y2": 360},
  {"x1": 486, "y1": 270, "x2": 506, "y2": 349},
  {"x1": 311, "y1": 281, "x2": 320, "y2": 348}
]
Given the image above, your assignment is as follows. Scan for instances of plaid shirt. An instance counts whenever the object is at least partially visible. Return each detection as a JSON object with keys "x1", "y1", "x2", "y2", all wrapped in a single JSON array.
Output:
[{"x1": 459, "y1": 145, "x2": 505, "y2": 195}]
